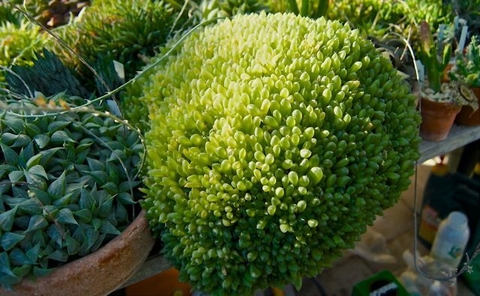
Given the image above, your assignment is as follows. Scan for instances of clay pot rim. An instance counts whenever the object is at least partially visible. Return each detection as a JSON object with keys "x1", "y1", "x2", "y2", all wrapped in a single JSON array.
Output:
[{"x1": 1, "y1": 209, "x2": 155, "y2": 296}]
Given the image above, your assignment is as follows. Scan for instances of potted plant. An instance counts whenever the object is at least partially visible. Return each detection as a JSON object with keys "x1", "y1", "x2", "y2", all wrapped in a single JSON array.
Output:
[
  {"x1": 449, "y1": 35, "x2": 480, "y2": 125},
  {"x1": 417, "y1": 20, "x2": 477, "y2": 142},
  {"x1": 122, "y1": 12, "x2": 422, "y2": 295},
  {"x1": 0, "y1": 48, "x2": 154, "y2": 295}
]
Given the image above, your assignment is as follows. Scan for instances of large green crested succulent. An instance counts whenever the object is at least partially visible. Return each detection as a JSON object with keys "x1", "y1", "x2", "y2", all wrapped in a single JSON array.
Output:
[
  {"x1": 140, "y1": 13, "x2": 420, "y2": 295},
  {"x1": 0, "y1": 96, "x2": 143, "y2": 288}
]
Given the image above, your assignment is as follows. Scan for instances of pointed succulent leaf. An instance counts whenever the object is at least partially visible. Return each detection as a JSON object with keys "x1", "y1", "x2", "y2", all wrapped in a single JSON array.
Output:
[
  {"x1": 83, "y1": 225, "x2": 99, "y2": 252},
  {"x1": 117, "y1": 192, "x2": 136, "y2": 205},
  {"x1": 65, "y1": 235, "x2": 81, "y2": 255},
  {"x1": 66, "y1": 181, "x2": 87, "y2": 194},
  {"x1": 86, "y1": 157, "x2": 105, "y2": 172},
  {"x1": 13, "y1": 264, "x2": 32, "y2": 279},
  {"x1": 119, "y1": 180, "x2": 141, "y2": 193},
  {"x1": 47, "y1": 121, "x2": 72, "y2": 133},
  {"x1": 42, "y1": 205, "x2": 59, "y2": 218},
  {"x1": 1, "y1": 232, "x2": 25, "y2": 251},
  {"x1": 29, "y1": 188, "x2": 52, "y2": 206},
  {"x1": 80, "y1": 188, "x2": 96, "y2": 210},
  {"x1": 97, "y1": 197, "x2": 114, "y2": 217},
  {"x1": 0, "y1": 164, "x2": 15, "y2": 180},
  {"x1": 8, "y1": 170, "x2": 24, "y2": 183},
  {"x1": 52, "y1": 192, "x2": 74, "y2": 208},
  {"x1": 84, "y1": 171, "x2": 109, "y2": 186},
  {"x1": 107, "y1": 149, "x2": 127, "y2": 162},
  {"x1": 92, "y1": 218, "x2": 102, "y2": 231},
  {"x1": 46, "y1": 224, "x2": 64, "y2": 247},
  {"x1": 24, "y1": 170, "x2": 44, "y2": 188},
  {"x1": 39, "y1": 147, "x2": 63, "y2": 166},
  {"x1": 24, "y1": 122, "x2": 42, "y2": 138},
  {"x1": 1, "y1": 143, "x2": 19, "y2": 166},
  {"x1": 0, "y1": 252, "x2": 15, "y2": 277},
  {"x1": 76, "y1": 139, "x2": 94, "y2": 152},
  {"x1": 18, "y1": 198, "x2": 42, "y2": 215},
  {"x1": 33, "y1": 134, "x2": 50, "y2": 149},
  {"x1": 18, "y1": 143, "x2": 35, "y2": 167},
  {"x1": 105, "y1": 161, "x2": 120, "y2": 183},
  {"x1": 26, "y1": 154, "x2": 44, "y2": 170},
  {"x1": 1, "y1": 133, "x2": 18, "y2": 146},
  {"x1": 73, "y1": 209, "x2": 93, "y2": 223},
  {"x1": 0, "y1": 207, "x2": 17, "y2": 232},
  {"x1": 9, "y1": 248, "x2": 32, "y2": 266},
  {"x1": 25, "y1": 215, "x2": 49, "y2": 233},
  {"x1": 100, "y1": 220, "x2": 121, "y2": 236},
  {"x1": 4, "y1": 118, "x2": 24, "y2": 134},
  {"x1": 25, "y1": 244, "x2": 40, "y2": 262},
  {"x1": 47, "y1": 249, "x2": 68, "y2": 262},
  {"x1": 101, "y1": 182, "x2": 118, "y2": 195},
  {"x1": 50, "y1": 130, "x2": 76, "y2": 145},
  {"x1": 47, "y1": 170, "x2": 67, "y2": 198},
  {"x1": 12, "y1": 134, "x2": 31, "y2": 148},
  {"x1": 115, "y1": 203, "x2": 128, "y2": 222},
  {"x1": 12, "y1": 187, "x2": 29, "y2": 199},
  {"x1": 3, "y1": 196, "x2": 23, "y2": 208},
  {"x1": 56, "y1": 208, "x2": 78, "y2": 225}
]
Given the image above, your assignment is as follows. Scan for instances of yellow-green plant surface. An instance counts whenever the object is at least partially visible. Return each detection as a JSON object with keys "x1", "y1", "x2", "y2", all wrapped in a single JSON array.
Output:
[
  {"x1": 0, "y1": 20, "x2": 47, "y2": 82},
  {"x1": 136, "y1": 12, "x2": 421, "y2": 295}
]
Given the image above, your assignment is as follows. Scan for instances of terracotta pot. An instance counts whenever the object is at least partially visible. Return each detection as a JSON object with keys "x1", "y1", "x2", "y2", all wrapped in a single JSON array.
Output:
[
  {"x1": 420, "y1": 98, "x2": 462, "y2": 142},
  {"x1": 1, "y1": 210, "x2": 155, "y2": 296},
  {"x1": 455, "y1": 87, "x2": 480, "y2": 126}
]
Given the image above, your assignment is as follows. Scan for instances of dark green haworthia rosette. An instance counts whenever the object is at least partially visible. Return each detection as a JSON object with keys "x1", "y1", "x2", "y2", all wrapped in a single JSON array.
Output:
[
  {"x1": 140, "y1": 13, "x2": 421, "y2": 295},
  {"x1": 0, "y1": 96, "x2": 143, "y2": 288}
]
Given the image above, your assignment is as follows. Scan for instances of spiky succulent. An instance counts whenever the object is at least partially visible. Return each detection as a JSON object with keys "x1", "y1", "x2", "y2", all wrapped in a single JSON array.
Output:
[
  {"x1": 47, "y1": 0, "x2": 180, "y2": 83},
  {"x1": 328, "y1": 0, "x2": 453, "y2": 40},
  {"x1": 0, "y1": 95, "x2": 144, "y2": 288},
  {"x1": 171, "y1": 0, "x2": 270, "y2": 24},
  {"x1": 138, "y1": 13, "x2": 420, "y2": 295}
]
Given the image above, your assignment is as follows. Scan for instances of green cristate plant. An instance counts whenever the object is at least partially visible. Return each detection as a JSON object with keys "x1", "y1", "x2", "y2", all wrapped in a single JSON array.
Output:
[
  {"x1": 139, "y1": 13, "x2": 420, "y2": 295},
  {"x1": 450, "y1": 35, "x2": 480, "y2": 87},
  {"x1": 0, "y1": 95, "x2": 144, "y2": 288}
]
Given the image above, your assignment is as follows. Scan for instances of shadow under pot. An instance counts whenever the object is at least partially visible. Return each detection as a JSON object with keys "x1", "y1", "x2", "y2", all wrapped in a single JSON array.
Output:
[{"x1": 420, "y1": 97, "x2": 462, "y2": 142}]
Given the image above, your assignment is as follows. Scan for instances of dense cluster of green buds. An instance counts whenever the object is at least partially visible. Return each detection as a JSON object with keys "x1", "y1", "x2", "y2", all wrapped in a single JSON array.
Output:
[{"x1": 139, "y1": 12, "x2": 420, "y2": 295}]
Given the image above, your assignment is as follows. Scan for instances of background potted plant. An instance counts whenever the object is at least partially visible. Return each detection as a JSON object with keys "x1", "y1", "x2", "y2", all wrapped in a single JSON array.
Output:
[
  {"x1": 417, "y1": 20, "x2": 476, "y2": 142},
  {"x1": 449, "y1": 35, "x2": 480, "y2": 126}
]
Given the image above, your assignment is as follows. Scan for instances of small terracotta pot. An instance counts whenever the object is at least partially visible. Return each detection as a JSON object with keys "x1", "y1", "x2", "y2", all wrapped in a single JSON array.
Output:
[
  {"x1": 455, "y1": 87, "x2": 480, "y2": 126},
  {"x1": 1, "y1": 210, "x2": 155, "y2": 296},
  {"x1": 420, "y1": 98, "x2": 462, "y2": 142}
]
